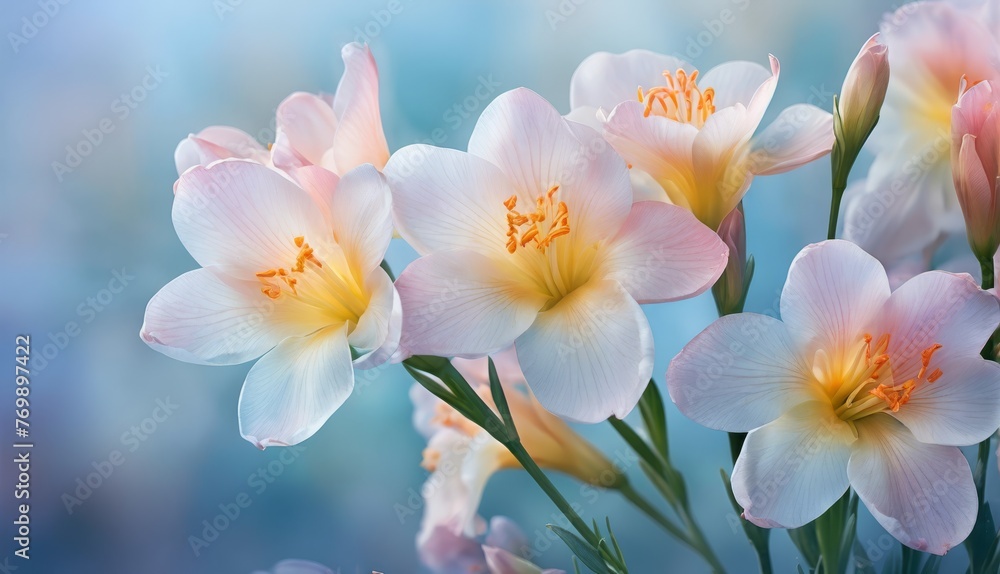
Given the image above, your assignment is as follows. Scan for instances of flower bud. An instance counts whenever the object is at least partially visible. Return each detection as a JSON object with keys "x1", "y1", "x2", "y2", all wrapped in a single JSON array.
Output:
[
  {"x1": 951, "y1": 80, "x2": 1000, "y2": 262},
  {"x1": 836, "y1": 33, "x2": 890, "y2": 155},
  {"x1": 712, "y1": 206, "x2": 753, "y2": 315}
]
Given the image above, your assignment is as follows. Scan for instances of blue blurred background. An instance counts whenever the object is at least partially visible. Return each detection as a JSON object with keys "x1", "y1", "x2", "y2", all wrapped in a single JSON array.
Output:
[{"x1": 2, "y1": 0, "x2": 995, "y2": 572}]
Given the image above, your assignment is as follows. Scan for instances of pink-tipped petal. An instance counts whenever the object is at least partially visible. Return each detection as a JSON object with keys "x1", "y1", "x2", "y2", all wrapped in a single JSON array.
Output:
[
  {"x1": 849, "y1": 414, "x2": 977, "y2": 555},
  {"x1": 600, "y1": 201, "x2": 729, "y2": 304}
]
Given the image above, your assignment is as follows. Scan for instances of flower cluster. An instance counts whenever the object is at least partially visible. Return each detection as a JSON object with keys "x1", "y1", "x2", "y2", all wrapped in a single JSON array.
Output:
[{"x1": 143, "y1": 2, "x2": 1000, "y2": 570}]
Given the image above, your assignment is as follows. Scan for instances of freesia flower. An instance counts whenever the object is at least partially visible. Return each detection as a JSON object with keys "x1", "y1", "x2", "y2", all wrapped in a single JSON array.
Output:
[
  {"x1": 386, "y1": 88, "x2": 729, "y2": 422},
  {"x1": 569, "y1": 50, "x2": 834, "y2": 229},
  {"x1": 140, "y1": 159, "x2": 400, "y2": 448},
  {"x1": 843, "y1": 1, "x2": 1000, "y2": 279},
  {"x1": 419, "y1": 514, "x2": 565, "y2": 574},
  {"x1": 666, "y1": 240, "x2": 1000, "y2": 554},
  {"x1": 413, "y1": 348, "x2": 622, "y2": 550},
  {"x1": 271, "y1": 43, "x2": 390, "y2": 175},
  {"x1": 952, "y1": 79, "x2": 1000, "y2": 262}
]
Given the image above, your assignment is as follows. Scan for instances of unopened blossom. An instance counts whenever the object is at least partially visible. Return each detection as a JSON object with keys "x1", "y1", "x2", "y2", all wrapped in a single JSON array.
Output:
[
  {"x1": 843, "y1": 1, "x2": 1000, "y2": 279},
  {"x1": 271, "y1": 43, "x2": 390, "y2": 175},
  {"x1": 712, "y1": 206, "x2": 750, "y2": 315},
  {"x1": 569, "y1": 50, "x2": 834, "y2": 230},
  {"x1": 387, "y1": 88, "x2": 728, "y2": 422},
  {"x1": 836, "y1": 33, "x2": 890, "y2": 160},
  {"x1": 140, "y1": 160, "x2": 400, "y2": 448},
  {"x1": 413, "y1": 348, "x2": 623, "y2": 551},
  {"x1": 952, "y1": 79, "x2": 1000, "y2": 262},
  {"x1": 667, "y1": 240, "x2": 1000, "y2": 554}
]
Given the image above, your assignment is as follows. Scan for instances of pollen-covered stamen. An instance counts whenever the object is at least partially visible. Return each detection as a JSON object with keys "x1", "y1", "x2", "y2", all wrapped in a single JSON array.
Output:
[
  {"x1": 638, "y1": 68, "x2": 716, "y2": 127},
  {"x1": 831, "y1": 334, "x2": 945, "y2": 420},
  {"x1": 504, "y1": 185, "x2": 571, "y2": 254},
  {"x1": 255, "y1": 237, "x2": 323, "y2": 299},
  {"x1": 253, "y1": 235, "x2": 369, "y2": 323},
  {"x1": 868, "y1": 342, "x2": 944, "y2": 412}
]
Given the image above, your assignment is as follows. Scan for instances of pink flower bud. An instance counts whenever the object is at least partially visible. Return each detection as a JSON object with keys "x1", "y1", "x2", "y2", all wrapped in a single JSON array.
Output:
[
  {"x1": 837, "y1": 34, "x2": 889, "y2": 153},
  {"x1": 951, "y1": 80, "x2": 1000, "y2": 261}
]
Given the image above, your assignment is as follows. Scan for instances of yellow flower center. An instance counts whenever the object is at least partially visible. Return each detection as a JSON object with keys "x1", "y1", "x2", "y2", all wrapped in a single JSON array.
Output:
[
  {"x1": 638, "y1": 68, "x2": 716, "y2": 127},
  {"x1": 814, "y1": 333, "x2": 944, "y2": 423},
  {"x1": 504, "y1": 185, "x2": 571, "y2": 254},
  {"x1": 254, "y1": 235, "x2": 368, "y2": 324}
]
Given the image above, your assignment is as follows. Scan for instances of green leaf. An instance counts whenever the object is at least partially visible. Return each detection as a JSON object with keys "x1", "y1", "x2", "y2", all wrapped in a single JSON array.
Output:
[
  {"x1": 487, "y1": 357, "x2": 518, "y2": 441},
  {"x1": 548, "y1": 525, "x2": 614, "y2": 574},
  {"x1": 637, "y1": 380, "x2": 669, "y2": 459}
]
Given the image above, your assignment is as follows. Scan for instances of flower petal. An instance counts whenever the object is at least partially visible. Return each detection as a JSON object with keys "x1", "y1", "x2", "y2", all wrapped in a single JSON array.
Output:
[
  {"x1": 780, "y1": 240, "x2": 891, "y2": 363},
  {"x1": 890, "y1": 355, "x2": 1000, "y2": 446},
  {"x1": 140, "y1": 267, "x2": 307, "y2": 365},
  {"x1": 174, "y1": 126, "x2": 268, "y2": 175},
  {"x1": 395, "y1": 250, "x2": 547, "y2": 358},
  {"x1": 569, "y1": 50, "x2": 691, "y2": 112},
  {"x1": 468, "y1": 88, "x2": 632, "y2": 246},
  {"x1": 172, "y1": 160, "x2": 329, "y2": 272},
  {"x1": 384, "y1": 144, "x2": 514, "y2": 258},
  {"x1": 848, "y1": 414, "x2": 977, "y2": 555},
  {"x1": 872, "y1": 270, "x2": 1000, "y2": 378},
  {"x1": 691, "y1": 105, "x2": 755, "y2": 229},
  {"x1": 749, "y1": 104, "x2": 834, "y2": 175},
  {"x1": 329, "y1": 42, "x2": 390, "y2": 173},
  {"x1": 732, "y1": 401, "x2": 856, "y2": 528},
  {"x1": 603, "y1": 101, "x2": 698, "y2": 210},
  {"x1": 600, "y1": 201, "x2": 729, "y2": 304},
  {"x1": 349, "y1": 267, "x2": 400, "y2": 369},
  {"x1": 273, "y1": 92, "x2": 339, "y2": 171},
  {"x1": 515, "y1": 279, "x2": 653, "y2": 423},
  {"x1": 840, "y1": 172, "x2": 948, "y2": 271},
  {"x1": 667, "y1": 313, "x2": 815, "y2": 432},
  {"x1": 418, "y1": 429, "x2": 501, "y2": 544},
  {"x1": 744, "y1": 55, "x2": 780, "y2": 135},
  {"x1": 700, "y1": 60, "x2": 772, "y2": 111},
  {"x1": 299, "y1": 164, "x2": 392, "y2": 274},
  {"x1": 238, "y1": 325, "x2": 354, "y2": 448}
]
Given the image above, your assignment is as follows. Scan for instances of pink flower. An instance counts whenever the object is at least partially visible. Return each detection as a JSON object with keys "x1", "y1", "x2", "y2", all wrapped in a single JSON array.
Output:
[
  {"x1": 952, "y1": 79, "x2": 1000, "y2": 261},
  {"x1": 570, "y1": 50, "x2": 833, "y2": 230},
  {"x1": 843, "y1": 1, "x2": 1000, "y2": 279},
  {"x1": 272, "y1": 43, "x2": 390, "y2": 175},
  {"x1": 667, "y1": 240, "x2": 1000, "y2": 553},
  {"x1": 140, "y1": 160, "x2": 400, "y2": 447},
  {"x1": 386, "y1": 88, "x2": 728, "y2": 422}
]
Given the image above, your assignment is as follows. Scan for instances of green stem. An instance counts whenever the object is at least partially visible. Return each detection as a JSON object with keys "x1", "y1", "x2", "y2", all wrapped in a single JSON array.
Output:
[
  {"x1": 502, "y1": 438, "x2": 603, "y2": 548},
  {"x1": 828, "y1": 180, "x2": 846, "y2": 241},
  {"x1": 608, "y1": 418, "x2": 726, "y2": 573},
  {"x1": 814, "y1": 491, "x2": 849, "y2": 574}
]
